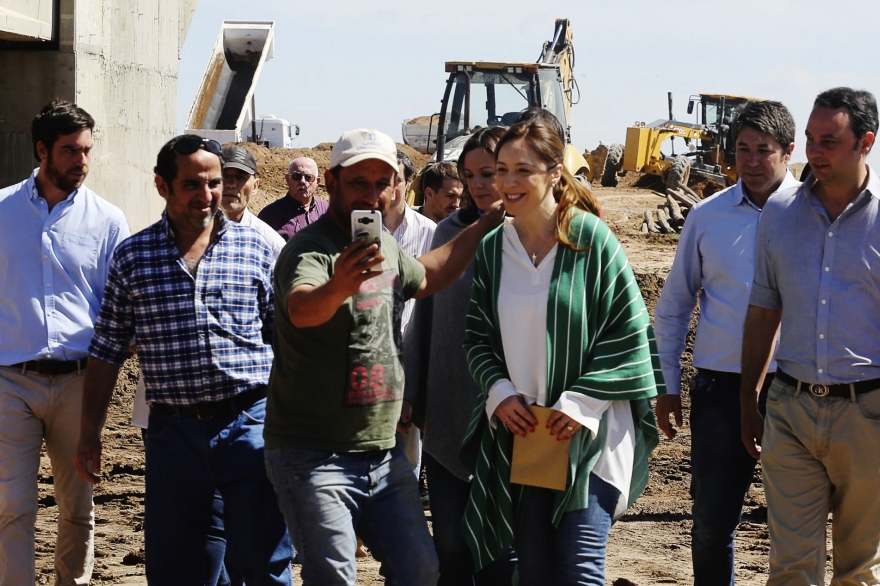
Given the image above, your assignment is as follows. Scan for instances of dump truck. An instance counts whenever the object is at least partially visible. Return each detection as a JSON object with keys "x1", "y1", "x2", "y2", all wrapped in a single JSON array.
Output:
[
  {"x1": 247, "y1": 114, "x2": 300, "y2": 148},
  {"x1": 185, "y1": 20, "x2": 299, "y2": 147},
  {"x1": 602, "y1": 93, "x2": 756, "y2": 189},
  {"x1": 401, "y1": 115, "x2": 440, "y2": 156}
]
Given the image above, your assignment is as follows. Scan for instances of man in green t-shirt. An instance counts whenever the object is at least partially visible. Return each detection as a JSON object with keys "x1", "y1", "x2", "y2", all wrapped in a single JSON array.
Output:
[{"x1": 264, "y1": 128, "x2": 502, "y2": 585}]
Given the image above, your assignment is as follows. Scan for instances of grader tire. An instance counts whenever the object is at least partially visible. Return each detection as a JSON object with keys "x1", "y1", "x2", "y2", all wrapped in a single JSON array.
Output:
[
  {"x1": 601, "y1": 143, "x2": 624, "y2": 187},
  {"x1": 666, "y1": 156, "x2": 691, "y2": 192}
]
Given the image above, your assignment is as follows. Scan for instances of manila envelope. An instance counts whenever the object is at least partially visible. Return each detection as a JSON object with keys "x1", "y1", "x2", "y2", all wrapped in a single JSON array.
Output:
[{"x1": 510, "y1": 405, "x2": 571, "y2": 491}]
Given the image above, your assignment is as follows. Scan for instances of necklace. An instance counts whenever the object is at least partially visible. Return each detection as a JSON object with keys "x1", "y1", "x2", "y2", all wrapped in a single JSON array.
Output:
[{"x1": 515, "y1": 224, "x2": 556, "y2": 267}]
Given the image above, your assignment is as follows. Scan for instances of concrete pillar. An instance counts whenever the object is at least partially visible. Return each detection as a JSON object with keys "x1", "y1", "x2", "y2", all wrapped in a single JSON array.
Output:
[{"x1": 0, "y1": 0, "x2": 198, "y2": 232}]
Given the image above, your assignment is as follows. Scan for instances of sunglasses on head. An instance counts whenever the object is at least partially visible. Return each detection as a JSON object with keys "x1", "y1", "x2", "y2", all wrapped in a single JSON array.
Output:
[
  {"x1": 173, "y1": 136, "x2": 222, "y2": 157},
  {"x1": 287, "y1": 171, "x2": 316, "y2": 183}
]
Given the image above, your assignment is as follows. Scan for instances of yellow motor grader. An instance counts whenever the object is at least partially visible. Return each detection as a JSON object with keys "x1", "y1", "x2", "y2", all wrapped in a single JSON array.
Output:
[{"x1": 601, "y1": 93, "x2": 757, "y2": 190}]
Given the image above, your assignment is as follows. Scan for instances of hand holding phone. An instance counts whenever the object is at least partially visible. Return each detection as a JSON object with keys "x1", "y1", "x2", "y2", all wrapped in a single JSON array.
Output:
[{"x1": 351, "y1": 210, "x2": 383, "y2": 272}]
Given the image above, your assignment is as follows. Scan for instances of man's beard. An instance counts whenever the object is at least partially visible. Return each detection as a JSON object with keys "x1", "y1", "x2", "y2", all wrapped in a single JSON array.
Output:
[
  {"x1": 46, "y1": 154, "x2": 87, "y2": 192},
  {"x1": 188, "y1": 204, "x2": 220, "y2": 230}
]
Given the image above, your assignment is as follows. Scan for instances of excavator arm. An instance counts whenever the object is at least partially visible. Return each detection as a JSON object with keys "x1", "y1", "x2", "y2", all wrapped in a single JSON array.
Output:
[{"x1": 538, "y1": 18, "x2": 575, "y2": 126}]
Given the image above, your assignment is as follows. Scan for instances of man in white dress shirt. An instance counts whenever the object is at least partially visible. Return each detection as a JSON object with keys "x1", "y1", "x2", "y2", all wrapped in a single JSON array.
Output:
[
  {"x1": 220, "y1": 145, "x2": 286, "y2": 257},
  {"x1": 653, "y1": 100, "x2": 798, "y2": 586},
  {"x1": 386, "y1": 150, "x2": 436, "y2": 482}
]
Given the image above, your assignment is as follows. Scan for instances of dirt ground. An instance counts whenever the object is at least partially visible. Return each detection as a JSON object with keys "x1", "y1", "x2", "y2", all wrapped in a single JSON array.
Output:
[{"x1": 33, "y1": 157, "x2": 829, "y2": 585}]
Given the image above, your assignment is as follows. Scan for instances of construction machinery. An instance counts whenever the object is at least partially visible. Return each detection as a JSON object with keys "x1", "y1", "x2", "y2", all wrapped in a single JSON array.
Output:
[
  {"x1": 403, "y1": 18, "x2": 603, "y2": 205},
  {"x1": 185, "y1": 20, "x2": 300, "y2": 147},
  {"x1": 602, "y1": 93, "x2": 756, "y2": 189}
]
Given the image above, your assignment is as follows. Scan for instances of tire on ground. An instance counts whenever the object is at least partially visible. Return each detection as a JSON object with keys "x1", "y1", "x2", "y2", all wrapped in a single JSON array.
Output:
[
  {"x1": 601, "y1": 143, "x2": 624, "y2": 187},
  {"x1": 666, "y1": 155, "x2": 690, "y2": 191}
]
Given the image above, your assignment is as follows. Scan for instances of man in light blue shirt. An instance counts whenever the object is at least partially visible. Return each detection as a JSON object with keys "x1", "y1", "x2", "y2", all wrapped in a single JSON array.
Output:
[
  {"x1": 654, "y1": 100, "x2": 797, "y2": 585},
  {"x1": 0, "y1": 100, "x2": 129, "y2": 586},
  {"x1": 741, "y1": 88, "x2": 880, "y2": 585}
]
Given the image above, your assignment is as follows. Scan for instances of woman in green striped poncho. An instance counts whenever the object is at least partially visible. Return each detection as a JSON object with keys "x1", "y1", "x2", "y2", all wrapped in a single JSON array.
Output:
[{"x1": 460, "y1": 121, "x2": 665, "y2": 585}]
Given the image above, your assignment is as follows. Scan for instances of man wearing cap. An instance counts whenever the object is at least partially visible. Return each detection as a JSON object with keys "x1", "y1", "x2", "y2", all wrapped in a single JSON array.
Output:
[
  {"x1": 220, "y1": 145, "x2": 286, "y2": 257},
  {"x1": 75, "y1": 135, "x2": 292, "y2": 585},
  {"x1": 740, "y1": 87, "x2": 880, "y2": 584},
  {"x1": 258, "y1": 156, "x2": 328, "y2": 241},
  {"x1": 264, "y1": 128, "x2": 503, "y2": 585},
  {"x1": 0, "y1": 100, "x2": 129, "y2": 586}
]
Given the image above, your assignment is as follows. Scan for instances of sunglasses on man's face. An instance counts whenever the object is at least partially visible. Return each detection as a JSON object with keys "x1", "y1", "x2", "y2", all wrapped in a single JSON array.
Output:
[
  {"x1": 287, "y1": 171, "x2": 316, "y2": 183},
  {"x1": 173, "y1": 136, "x2": 223, "y2": 157}
]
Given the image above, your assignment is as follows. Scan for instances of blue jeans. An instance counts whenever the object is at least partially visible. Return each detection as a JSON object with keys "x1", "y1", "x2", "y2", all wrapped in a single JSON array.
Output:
[
  {"x1": 423, "y1": 453, "x2": 517, "y2": 585},
  {"x1": 265, "y1": 446, "x2": 438, "y2": 586},
  {"x1": 515, "y1": 474, "x2": 619, "y2": 586},
  {"x1": 144, "y1": 397, "x2": 293, "y2": 586},
  {"x1": 423, "y1": 452, "x2": 516, "y2": 586},
  {"x1": 689, "y1": 370, "x2": 769, "y2": 586}
]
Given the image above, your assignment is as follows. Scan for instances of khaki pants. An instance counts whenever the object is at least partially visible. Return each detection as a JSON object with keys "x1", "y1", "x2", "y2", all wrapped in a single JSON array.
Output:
[
  {"x1": 0, "y1": 366, "x2": 94, "y2": 586},
  {"x1": 763, "y1": 377, "x2": 880, "y2": 586}
]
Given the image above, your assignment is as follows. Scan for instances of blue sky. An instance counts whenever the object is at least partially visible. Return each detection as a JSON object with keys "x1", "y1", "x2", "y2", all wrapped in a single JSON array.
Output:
[{"x1": 177, "y1": 1, "x2": 880, "y2": 164}]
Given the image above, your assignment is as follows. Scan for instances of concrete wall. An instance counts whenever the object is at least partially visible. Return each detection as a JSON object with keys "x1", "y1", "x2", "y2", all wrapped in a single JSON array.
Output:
[{"x1": 0, "y1": 0, "x2": 198, "y2": 232}]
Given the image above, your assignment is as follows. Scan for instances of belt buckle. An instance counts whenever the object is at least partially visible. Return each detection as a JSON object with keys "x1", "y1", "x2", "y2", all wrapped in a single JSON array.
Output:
[
  {"x1": 195, "y1": 404, "x2": 212, "y2": 420},
  {"x1": 809, "y1": 383, "x2": 829, "y2": 397}
]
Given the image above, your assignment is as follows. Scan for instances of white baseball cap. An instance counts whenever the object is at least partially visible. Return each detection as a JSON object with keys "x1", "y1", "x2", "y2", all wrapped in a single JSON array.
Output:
[{"x1": 329, "y1": 129, "x2": 398, "y2": 173}]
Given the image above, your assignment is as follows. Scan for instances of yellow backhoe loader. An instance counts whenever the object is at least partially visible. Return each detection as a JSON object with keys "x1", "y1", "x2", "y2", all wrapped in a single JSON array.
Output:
[{"x1": 405, "y1": 18, "x2": 603, "y2": 205}]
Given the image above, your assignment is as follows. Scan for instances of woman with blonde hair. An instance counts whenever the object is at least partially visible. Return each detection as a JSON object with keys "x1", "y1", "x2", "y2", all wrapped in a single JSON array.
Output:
[
  {"x1": 460, "y1": 120, "x2": 664, "y2": 585},
  {"x1": 404, "y1": 126, "x2": 517, "y2": 585}
]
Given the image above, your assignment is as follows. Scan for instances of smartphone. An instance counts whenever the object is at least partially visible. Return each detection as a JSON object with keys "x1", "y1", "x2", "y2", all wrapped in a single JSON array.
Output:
[{"x1": 351, "y1": 210, "x2": 383, "y2": 271}]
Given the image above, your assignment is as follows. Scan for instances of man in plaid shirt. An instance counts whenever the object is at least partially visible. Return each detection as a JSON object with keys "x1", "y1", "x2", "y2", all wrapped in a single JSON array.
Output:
[{"x1": 74, "y1": 135, "x2": 292, "y2": 585}]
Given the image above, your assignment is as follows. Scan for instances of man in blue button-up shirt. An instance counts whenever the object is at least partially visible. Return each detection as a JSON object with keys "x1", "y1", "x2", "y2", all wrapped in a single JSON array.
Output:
[
  {"x1": 654, "y1": 100, "x2": 798, "y2": 586},
  {"x1": 0, "y1": 100, "x2": 129, "y2": 586},
  {"x1": 74, "y1": 135, "x2": 292, "y2": 585},
  {"x1": 741, "y1": 88, "x2": 880, "y2": 585}
]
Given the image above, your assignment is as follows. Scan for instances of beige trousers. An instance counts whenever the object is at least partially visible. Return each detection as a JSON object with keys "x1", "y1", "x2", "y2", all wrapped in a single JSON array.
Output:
[
  {"x1": 0, "y1": 366, "x2": 94, "y2": 586},
  {"x1": 763, "y1": 377, "x2": 880, "y2": 586}
]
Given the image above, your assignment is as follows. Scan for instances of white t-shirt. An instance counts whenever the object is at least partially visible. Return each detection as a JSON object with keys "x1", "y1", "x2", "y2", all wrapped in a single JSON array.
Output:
[{"x1": 239, "y1": 208, "x2": 286, "y2": 259}]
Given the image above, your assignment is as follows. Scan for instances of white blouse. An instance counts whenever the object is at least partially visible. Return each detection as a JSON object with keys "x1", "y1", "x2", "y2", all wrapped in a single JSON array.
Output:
[{"x1": 485, "y1": 219, "x2": 636, "y2": 515}]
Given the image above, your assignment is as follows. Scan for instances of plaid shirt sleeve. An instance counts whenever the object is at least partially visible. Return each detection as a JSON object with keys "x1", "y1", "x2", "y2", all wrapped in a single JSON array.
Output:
[
  {"x1": 260, "y1": 260, "x2": 275, "y2": 346},
  {"x1": 89, "y1": 244, "x2": 136, "y2": 367}
]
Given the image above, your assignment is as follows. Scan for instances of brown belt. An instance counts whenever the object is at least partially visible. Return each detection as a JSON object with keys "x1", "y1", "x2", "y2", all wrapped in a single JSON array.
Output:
[
  {"x1": 150, "y1": 386, "x2": 267, "y2": 420},
  {"x1": 6, "y1": 359, "x2": 86, "y2": 376},
  {"x1": 776, "y1": 370, "x2": 880, "y2": 399}
]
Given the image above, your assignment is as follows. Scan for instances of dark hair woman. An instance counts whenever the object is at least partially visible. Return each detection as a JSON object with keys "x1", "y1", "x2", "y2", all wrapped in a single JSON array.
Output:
[{"x1": 404, "y1": 126, "x2": 517, "y2": 585}]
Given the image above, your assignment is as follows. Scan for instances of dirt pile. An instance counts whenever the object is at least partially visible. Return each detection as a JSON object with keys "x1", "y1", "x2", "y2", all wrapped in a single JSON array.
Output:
[
  {"x1": 232, "y1": 142, "x2": 431, "y2": 215},
  {"x1": 404, "y1": 115, "x2": 439, "y2": 125}
]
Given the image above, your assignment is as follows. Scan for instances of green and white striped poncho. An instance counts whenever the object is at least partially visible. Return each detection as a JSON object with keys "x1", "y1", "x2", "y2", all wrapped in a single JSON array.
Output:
[{"x1": 460, "y1": 210, "x2": 664, "y2": 571}]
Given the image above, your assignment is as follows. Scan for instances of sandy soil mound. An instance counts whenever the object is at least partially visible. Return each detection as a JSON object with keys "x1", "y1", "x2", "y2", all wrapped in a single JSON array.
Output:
[
  {"x1": 231, "y1": 142, "x2": 431, "y2": 215},
  {"x1": 405, "y1": 115, "x2": 440, "y2": 125}
]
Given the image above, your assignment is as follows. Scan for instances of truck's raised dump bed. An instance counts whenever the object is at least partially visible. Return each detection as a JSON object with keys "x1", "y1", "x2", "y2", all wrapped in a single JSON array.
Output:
[{"x1": 185, "y1": 20, "x2": 275, "y2": 144}]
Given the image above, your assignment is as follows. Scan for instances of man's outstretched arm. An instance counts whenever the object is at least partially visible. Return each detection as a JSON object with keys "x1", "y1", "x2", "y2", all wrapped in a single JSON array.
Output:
[{"x1": 413, "y1": 203, "x2": 504, "y2": 299}]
